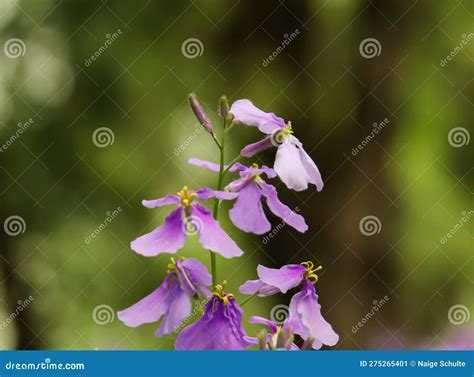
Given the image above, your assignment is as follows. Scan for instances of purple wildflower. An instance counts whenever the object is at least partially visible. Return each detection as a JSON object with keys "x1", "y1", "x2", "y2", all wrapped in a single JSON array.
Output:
[
  {"x1": 188, "y1": 158, "x2": 308, "y2": 235},
  {"x1": 230, "y1": 99, "x2": 323, "y2": 192},
  {"x1": 175, "y1": 284, "x2": 252, "y2": 350},
  {"x1": 240, "y1": 261, "x2": 339, "y2": 349},
  {"x1": 246, "y1": 316, "x2": 300, "y2": 350},
  {"x1": 131, "y1": 186, "x2": 243, "y2": 259},
  {"x1": 117, "y1": 257, "x2": 211, "y2": 337}
]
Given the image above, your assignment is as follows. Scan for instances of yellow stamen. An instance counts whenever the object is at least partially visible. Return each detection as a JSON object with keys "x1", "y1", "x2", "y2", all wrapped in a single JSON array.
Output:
[
  {"x1": 212, "y1": 282, "x2": 234, "y2": 305},
  {"x1": 177, "y1": 185, "x2": 198, "y2": 208},
  {"x1": 300, "y1": 261, "x2": 323, "y2": 284},
  {"x1": 282, "y1": 123, "x2": 293, "y2": 135}
]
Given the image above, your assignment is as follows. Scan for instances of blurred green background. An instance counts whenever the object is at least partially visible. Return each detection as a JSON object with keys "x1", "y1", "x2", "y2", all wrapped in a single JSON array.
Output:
[{"x1": 0, "y1": 0, "x2": 472, "y2": 350}]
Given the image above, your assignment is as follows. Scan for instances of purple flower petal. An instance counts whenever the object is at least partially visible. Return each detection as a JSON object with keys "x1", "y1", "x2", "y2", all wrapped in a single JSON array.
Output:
[
  {"x1": 299, "y1": 147, "x2": 324, "y2": 192},
  {"x1": 241, "y1": 136, "x2": 274, "y2": 157},
  {"x1": 177, "y1": 258, "x2": 212, "y2": 297},
  {"x1": 142, "y1": 194, "x2": 180, "y2": 208},
  {"x1": 188, "y1": 158, "x2": 245, "y2": 173},
  {"x1": 194, "y1": 187, "x2": 238, "y2": 201},
  {"x1": 130, "y1": 207, "x2": 186, "y2": 257},
  {"x1": 259, "y1": 181, "x2": 308, "y2": 233},
  {"x1": 248, "y1": 316, "x2": 278, "y2": 333},
  {"x1": 155, "y1": 278, "x2": 193, "y2": 337},
  {"x1": 230, "y1": 99, "x2": 286, "y2": 134},
  {"x1": 243, "y1": 164, "x2": 277, "y2": 179},
  {"x1": 229, "y1": 184, "x2": 271, "y2": 235},
  {"x1": 239, "y1": 279, "x2": 280, "y2": 297},
  {"x1": 175, "y1": 297, "x2": 251, "y2": 350},
  {"x1": 289, "y1": 280, "x2": 339, "y2": 348},
  {"x1": 257, "y1": 264, "x2": 306, "y2": 294},
  {"x1": 117, "y1": 275, "x2": 172, "y2": 327},
  {"x1": 192, "y1": 203, "x2": 243, "y2": 258}
]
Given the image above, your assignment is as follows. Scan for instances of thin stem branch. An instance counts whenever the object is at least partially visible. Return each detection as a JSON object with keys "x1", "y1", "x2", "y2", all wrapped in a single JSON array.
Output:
[
  {"x1": 223, "y1": 154, "x2": 241, "y2": 176},
  {"x1": 209, "y1": 117, "x2": 227, "y2": 287}
]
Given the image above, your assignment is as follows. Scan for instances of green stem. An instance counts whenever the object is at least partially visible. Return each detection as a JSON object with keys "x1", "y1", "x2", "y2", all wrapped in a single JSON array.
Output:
[{"x1": 209, "y1": 119, "x2": 227, "y2": 287}]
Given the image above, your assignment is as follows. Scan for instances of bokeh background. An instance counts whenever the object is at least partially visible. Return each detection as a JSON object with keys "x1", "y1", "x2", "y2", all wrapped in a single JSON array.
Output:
[{"x1": 0, "y1": 0, "x2": 472, "y2": 350}]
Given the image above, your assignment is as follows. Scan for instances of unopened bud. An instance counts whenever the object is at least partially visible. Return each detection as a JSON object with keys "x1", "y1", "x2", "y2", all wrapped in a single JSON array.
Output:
[
  {"x1": 219, "y1": 95, "x2": 229, "y2": 119},
  {"x1": 189, "y1": 93, "x2": 213, "y2": 134}
]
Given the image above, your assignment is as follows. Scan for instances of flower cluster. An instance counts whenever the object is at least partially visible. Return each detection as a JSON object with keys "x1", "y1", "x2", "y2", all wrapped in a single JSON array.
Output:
[{"x1": 117, "y1": 94, "x2": 338, "y2": 350}]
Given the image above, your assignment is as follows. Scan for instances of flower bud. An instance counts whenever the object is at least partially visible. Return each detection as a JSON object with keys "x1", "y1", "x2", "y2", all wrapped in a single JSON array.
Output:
[
  {"x1": 219, "y1": 95, "x2": 229, "y2": 119},
  {"x1": 188, "y1": 93, "x2": 213, "y2": 134}
]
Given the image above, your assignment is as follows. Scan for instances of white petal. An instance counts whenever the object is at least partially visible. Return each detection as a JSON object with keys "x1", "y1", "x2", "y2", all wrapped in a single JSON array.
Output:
[{"x1": 274, "y1": 138, "x2": 311, "y2": 191}]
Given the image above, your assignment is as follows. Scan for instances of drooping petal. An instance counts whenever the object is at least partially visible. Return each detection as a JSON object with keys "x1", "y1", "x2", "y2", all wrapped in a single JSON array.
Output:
[
  {"x1": 194, "y1": 187, "x2": 238, "y2": 201},
  {"x1": 230, "y1": 99, "x2": 286, "y2": 134},
  {"x1": 259, "y1": 181, "x2": 308, "y2": 233},
  {"x1": 289, "y1": 280, "x2": 339, "y2": 349},
  {"x1": 248, "y1": 316, "x2": 278, "y2": 333},
  {"x1": 142, "y1": 194, "x2": 180, "y2": 208},
  {"x1": 229, "y1": 184, "x2": 271, "y2": 235},
  {"x1": 239, "y1": 279, "x2": 280, "y2": 297},
  {"x1": 155, "y1": 279, "x2": 193, "y2": 337},
  {"x1": 241, "y1": 136, "x2": 274, "y2": 157},
  {"x1": 188, "y1": 158, "x2": 245, "y2": 173},
  {"x1": 257, "y1": 264, "x2": 307, "y2": 294},
  {"x1": 299, "y1": 146, "x2": 324, "y2": 192},
  {"x1": 117, "y1": 275, "x2": 172, "y2": 328},
  {"x1": 274, "y1": 137, "x2": 313, "y2": 191},
  {"x1": 130, "y1": 207, "x2": 186, "y2": 257},
  {"x1": 177, "y1": 258, "x2": 212, "y2": 297},
  {"x1": 191, "y1": 203, "x2": 243, "y2": 258},
  {"x1": 175, "y1": 297, "x2": 251, "y2": 350}
]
